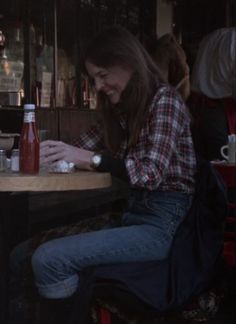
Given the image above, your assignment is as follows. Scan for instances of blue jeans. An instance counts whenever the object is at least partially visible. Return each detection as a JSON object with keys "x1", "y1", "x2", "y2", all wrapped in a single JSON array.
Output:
[{"x1": 11, "y1": 190, "x2": 192, "y2": 299}]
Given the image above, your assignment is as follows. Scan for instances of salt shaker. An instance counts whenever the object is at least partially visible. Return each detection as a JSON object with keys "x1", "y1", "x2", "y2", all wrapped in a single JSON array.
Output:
[
  {"x1": 11, "y1": 149, "x2": 20, "y2": 172},
  {"x1": 0, "y1": 149, "x2": 7, "y2": 172}
]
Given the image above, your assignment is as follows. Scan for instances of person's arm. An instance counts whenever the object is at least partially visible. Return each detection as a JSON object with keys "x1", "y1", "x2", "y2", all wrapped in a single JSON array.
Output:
[
  {"x1": 92, "y1": 87, "x2": 189, "y2": 186},
  {"x1": 40, "y1": 139, "x2": 129, "y2": 181},
  {"x1": 94, "y1": 152, "x2": 129, "y2": 182},
  {"x1": 40, "y1": 123, "x2": 104, "y2": 169},
  {"x1": 40, "y1": 140, "x2": 94, "y2": 170},
  {"x1": 72, "y1": 124, "x2": 104, "y2": 151},
  {"x1": 124, "y1": 86, "x2": 190, "y2": 190}
]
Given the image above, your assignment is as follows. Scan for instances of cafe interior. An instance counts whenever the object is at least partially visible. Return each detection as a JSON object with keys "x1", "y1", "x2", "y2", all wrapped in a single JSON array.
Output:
[{"x1": 0, "y1": 0, "x2": 236, "y2": 323}]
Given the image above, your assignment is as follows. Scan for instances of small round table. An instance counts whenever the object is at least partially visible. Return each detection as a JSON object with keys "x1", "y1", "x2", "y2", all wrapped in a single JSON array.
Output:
[
  {"x1": 0, "y1": 170, "x2": 111, "y2": 192},
  {"x1": 0, "y1": 170, "x2": 111, "y2": 323}
]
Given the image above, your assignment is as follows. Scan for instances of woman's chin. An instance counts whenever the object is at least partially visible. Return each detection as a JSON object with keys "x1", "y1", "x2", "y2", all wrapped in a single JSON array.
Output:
[{"x1": 109, "y1": 98, "x2": 120, "y2": 105}]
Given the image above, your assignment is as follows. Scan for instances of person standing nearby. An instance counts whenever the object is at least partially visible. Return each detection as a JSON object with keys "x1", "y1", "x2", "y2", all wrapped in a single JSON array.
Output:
[{"x1": 189, "y1": 27, "x2": 236, "y2": 160}]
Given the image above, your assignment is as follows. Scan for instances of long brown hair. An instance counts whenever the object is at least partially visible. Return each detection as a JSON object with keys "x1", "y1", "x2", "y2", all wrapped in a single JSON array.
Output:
[
  {"x1": 150, "y1": 34, "x2": 190, "y2": 101},
  {"x1": 83, "y1": 26, "x2": 164, "y2": 153}
]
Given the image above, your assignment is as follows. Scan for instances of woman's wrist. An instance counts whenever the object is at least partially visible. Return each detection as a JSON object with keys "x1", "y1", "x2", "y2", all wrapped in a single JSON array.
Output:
[
  {"x1": 90, "y1": 153, "x2": 102, "y2": 169},
  {"x1": 95, "y1": 153, "x2": 129, "y2": 182},
  {"x1": 75, "y1": 149, "x2": 94, "y2": 170}
]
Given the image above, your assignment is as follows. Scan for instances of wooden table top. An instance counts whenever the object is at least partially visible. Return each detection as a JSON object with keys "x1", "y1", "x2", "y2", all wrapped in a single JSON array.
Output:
[{"x1": 0, "y1": 170, "x2": 112, "y2": 192}]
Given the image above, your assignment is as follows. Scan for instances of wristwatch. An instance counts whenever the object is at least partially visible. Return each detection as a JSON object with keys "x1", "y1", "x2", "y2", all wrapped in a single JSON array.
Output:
[{"x1": 91, "y1": 153, "x2": 102, "y2": 168}]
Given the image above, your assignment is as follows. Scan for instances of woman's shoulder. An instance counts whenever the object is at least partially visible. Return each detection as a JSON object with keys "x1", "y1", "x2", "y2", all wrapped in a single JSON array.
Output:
[
  {"x1": 149, "y1": 83, "x2": 190, "y2": 120},
  {"x1": 152, "y1": 83, "x2": 184, "y2": 105}
]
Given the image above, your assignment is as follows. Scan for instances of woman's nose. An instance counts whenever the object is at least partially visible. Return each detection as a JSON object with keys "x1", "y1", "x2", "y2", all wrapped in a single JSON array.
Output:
[{"x1": 94, "y1": 78, "x2": 104, "y2": 91}]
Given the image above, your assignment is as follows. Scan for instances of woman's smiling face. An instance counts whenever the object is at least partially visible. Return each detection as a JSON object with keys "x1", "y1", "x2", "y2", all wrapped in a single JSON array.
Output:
[{"x1": 85, "y1": 61, "x2": 133, "y2": 104}]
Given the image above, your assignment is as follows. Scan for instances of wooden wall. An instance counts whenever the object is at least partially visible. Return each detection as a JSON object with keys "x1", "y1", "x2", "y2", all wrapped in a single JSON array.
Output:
[
  {"x1": 0, "y1": 107, "x2": 99, "y2": 145},
  {"x1": 58, "y1": 109, "x2": 99, "y2": 143}
]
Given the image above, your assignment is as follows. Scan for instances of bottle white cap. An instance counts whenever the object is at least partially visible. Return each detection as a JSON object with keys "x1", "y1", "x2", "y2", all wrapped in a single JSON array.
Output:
[{"x1": 24, "y1": 104, "x2": 35, "y2": 110}]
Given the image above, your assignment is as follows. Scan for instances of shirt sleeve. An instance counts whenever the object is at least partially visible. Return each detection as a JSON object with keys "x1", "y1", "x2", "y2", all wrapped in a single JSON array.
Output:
[
  {"x1": 125, "y1": 87, "x2": 189, "y2": 189},
  {"x1": 71, "y1": 123, "x2": 105, "y2": 151},
  {"x1": 96, "y1": 153, "x2": 129, "y2": 182}
]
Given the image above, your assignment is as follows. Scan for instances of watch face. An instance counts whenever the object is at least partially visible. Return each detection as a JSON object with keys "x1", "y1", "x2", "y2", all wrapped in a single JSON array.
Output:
[{"x1": 92, "y1": 154, "x2": 102, "y2": 167}]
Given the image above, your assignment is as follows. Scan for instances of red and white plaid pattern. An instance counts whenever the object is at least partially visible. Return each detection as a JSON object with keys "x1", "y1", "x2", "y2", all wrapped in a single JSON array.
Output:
[{"x1": 73, "y1": 85, "x2": 196, "y2": 193}]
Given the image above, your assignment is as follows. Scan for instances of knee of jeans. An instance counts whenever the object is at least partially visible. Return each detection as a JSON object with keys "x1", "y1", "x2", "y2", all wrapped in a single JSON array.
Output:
[{"x1": 31, "y1": 243, "x2": 54, "y2": 279}]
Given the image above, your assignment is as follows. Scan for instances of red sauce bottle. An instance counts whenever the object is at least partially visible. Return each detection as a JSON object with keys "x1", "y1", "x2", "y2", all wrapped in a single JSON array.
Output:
[{"x1": 19, "y1": 104, "x2": 40, "y2": 174}]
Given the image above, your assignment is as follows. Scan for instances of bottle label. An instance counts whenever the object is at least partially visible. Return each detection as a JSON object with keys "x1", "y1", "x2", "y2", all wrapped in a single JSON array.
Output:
[{"x1": 24, "y1": 112, "x2": 35, "y2": 123}]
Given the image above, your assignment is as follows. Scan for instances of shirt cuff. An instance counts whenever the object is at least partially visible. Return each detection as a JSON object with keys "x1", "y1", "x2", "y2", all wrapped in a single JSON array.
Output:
[{"x1": 96, "y1": 153, "x2": 129, "y2": 182}]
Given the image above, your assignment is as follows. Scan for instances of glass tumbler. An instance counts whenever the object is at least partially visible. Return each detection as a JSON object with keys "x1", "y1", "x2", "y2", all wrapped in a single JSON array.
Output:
[
  {"x1": 11, "y1": 149, "x2": 20, "y2": 172},
  {"x1": 0, "y1": 149, "x2": 7, "y2": 172}
]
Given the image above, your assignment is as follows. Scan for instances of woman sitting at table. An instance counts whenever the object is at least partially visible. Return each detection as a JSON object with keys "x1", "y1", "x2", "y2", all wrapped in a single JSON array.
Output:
[{"x1": 11, "y1": 26, "x2": 196, "y2": 311}]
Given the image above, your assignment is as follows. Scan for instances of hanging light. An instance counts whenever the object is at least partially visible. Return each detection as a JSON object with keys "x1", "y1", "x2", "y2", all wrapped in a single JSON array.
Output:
[
  {"x1": 0, "y1": 30, "x2": 5, "y2": 50},
  {"x1": 0, "y1": 30, "x2": 10, "y2": 75},
  {"x1": 1, "y1": 50, "x2": 10, "y2": 75}
]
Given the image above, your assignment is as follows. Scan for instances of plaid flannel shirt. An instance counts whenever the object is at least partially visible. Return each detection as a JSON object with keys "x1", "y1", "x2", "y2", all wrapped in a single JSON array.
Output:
[{"x1": 73, "y1": 84, "x2": 196, "y2": 193}]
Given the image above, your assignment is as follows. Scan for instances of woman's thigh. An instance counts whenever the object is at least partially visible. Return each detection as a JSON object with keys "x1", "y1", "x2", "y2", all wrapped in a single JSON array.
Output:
[
  {"x1": 32, "y1": 223, "x2": 167, "y2": 279},
  {"x1": 32, "y1": 191, "x2": 192, "y2": 282},
  {"x1": 31, "y1": 222, "x2": 175, "y2": 298}
]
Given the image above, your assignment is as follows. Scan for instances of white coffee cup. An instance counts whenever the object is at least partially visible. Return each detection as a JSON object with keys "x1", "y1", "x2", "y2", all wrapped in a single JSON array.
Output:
[{"x1": 220, "y1": 134, "x2": 236, "y2": 164}]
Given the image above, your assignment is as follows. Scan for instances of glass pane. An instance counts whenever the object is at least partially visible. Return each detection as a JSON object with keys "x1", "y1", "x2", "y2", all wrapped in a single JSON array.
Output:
[
  {"x1": 30, "y1": 0, "x2": 54, "y2": 108},
  {"x1": 56, "y1": 0, "x2": 77, "y2": 107},
  {"x1": 0, "y1": 0, "x2": 24, "y2": 106}
]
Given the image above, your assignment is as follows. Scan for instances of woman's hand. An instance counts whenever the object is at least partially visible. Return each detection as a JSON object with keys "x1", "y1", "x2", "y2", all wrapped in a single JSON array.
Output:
[{"x1": 40, "y1": 140, "x2": 94, "y2": 170}]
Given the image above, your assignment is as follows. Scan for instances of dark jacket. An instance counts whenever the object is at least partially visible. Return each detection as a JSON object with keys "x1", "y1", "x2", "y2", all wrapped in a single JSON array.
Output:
[{"x1": 70, "y1": 159, "x2": 228, "y2": 323}]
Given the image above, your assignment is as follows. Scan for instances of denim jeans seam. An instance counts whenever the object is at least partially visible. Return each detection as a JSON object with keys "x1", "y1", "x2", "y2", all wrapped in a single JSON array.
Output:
[
  {"x1": 34, "y1": 232, "x2": 165, "y2": 273},
  {"x1": 74, "y1": 240, "x2": 167, "y2": 263}
]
